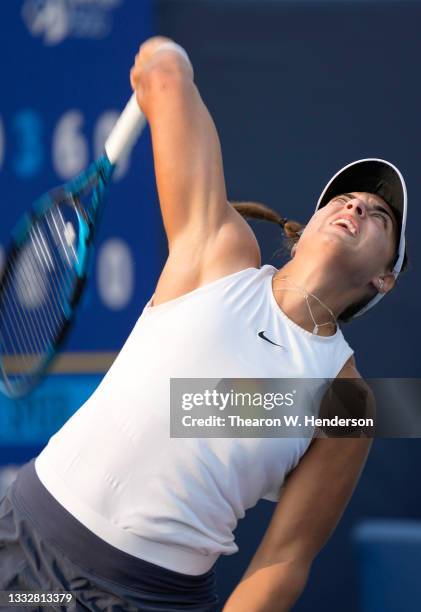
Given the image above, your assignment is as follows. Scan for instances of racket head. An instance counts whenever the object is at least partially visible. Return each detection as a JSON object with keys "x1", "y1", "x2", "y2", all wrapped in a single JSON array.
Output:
[{"x1": 0, "y1": 155, "x2": 114, "y2": 398}]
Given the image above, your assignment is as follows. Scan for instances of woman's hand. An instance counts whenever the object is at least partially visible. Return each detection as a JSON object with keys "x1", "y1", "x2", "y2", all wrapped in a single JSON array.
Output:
[{"x1": 130, "y1": 36, "x2": 193, "y2": 106}]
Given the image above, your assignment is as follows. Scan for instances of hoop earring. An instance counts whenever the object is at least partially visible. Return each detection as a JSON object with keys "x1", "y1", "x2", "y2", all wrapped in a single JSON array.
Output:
[{"x1": 378, "y1": 278, "x2": 384, "y2": 292}]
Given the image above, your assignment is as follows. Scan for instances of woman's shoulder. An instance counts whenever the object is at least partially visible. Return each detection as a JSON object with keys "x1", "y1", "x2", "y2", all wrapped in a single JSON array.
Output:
[
  {"x1": 322, "y1": 354, "x2": 375, "y2": 437},
  {"x1": 336, "y1": 354, "x2": 360, "y2": 379}
]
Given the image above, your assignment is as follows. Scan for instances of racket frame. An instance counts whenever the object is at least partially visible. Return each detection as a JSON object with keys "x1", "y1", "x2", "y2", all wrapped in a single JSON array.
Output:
[
  {"x1": 0, "y1": 93, "x2": 144, "y2": 398},
  {"x1": 0, "y1": 156, "x2": 114, "y2": 398}
]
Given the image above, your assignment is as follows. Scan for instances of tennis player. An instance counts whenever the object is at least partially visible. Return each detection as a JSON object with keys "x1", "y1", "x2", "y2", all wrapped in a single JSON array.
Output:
[{"x1": 0, "y1": 37, "x2": 409, "y2": 611}]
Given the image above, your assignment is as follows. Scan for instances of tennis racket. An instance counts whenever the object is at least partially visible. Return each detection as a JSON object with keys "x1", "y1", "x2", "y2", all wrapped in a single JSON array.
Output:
[{"x1": 0, "y1": 93, "x2": 145, "y2": 398}]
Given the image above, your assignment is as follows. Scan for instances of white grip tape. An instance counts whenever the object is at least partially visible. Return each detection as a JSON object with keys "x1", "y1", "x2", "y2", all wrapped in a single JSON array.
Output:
[{"x1": 105, "y1": 93, "x2": 145, "y2": 165}]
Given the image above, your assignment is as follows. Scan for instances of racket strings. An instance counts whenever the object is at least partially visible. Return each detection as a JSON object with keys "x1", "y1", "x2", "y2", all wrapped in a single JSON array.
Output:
[
  {"x1": 1, "y1": 268, "x2": 45, "y2": 356},
  {"x1": 1, "y1": 251, "x2": 50, "y2": 358},
  {"x1": 0, "y1": 202, "x2": 82, "y2": 386},
  {"x1": 43, "y1": 211, "x2": 79, "y2": 308},
  {"x1": 28, "y1": 229, "x2": 66, "y2": 326},
  {"x1": 48, "y1": 206, "x2": 79, "y2": 270},
  {"x1": 12, "y1": 222, "x2": 69, "y2": 333},
  {"x1": 0, "y1": 254, "x2": 65, "y2": 376},
  {"x1": 0, "y1": 263, "x2": 68, "y2": 379},
  {"x1": 9, "y1": 233, "x2": 63, "y2": 348}
]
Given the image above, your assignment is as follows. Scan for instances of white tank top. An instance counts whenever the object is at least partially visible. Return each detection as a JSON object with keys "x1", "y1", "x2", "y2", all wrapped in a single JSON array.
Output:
[{"x1": 35, "y1": 265, "x2": 354, "y2": 575}]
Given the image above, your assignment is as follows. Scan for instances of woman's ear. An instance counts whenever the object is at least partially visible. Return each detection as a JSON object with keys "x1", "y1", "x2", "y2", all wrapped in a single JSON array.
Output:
[{"x1": 374, "y1": 272, "x2": 396, "y2": 294}]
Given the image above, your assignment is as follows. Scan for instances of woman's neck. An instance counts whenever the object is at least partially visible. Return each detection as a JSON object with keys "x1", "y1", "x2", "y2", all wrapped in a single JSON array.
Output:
[{"x1": 272, "y1": 260, "x2": 356, "y2": 336}]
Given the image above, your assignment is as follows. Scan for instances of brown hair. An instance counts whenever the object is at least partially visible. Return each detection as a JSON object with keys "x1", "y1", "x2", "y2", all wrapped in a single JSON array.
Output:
[{"x1": 232, "y1": 200, "x2": 409, "y2": 323}]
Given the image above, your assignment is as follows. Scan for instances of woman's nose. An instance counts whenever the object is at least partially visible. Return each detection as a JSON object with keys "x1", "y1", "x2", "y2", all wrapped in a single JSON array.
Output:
[{"x1": 345, "y1": 199, "x2": 366, "y2": 217}]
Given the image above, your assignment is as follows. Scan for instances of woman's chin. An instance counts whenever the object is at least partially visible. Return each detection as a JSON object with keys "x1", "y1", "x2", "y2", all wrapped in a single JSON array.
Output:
[{"x1": 312, "y1": 232, "x2": 356, "y2": 257}]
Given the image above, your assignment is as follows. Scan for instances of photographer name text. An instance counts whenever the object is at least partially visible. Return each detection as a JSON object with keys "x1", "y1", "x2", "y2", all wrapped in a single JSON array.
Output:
[{"x1": 181, "y1": 415, "x2": 374, "y2": 428}]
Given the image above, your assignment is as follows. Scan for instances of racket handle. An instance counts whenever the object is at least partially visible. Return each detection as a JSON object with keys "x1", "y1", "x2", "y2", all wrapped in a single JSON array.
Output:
[{"x1": 105, "y1": 93, "x2": 145, "y2": 165}]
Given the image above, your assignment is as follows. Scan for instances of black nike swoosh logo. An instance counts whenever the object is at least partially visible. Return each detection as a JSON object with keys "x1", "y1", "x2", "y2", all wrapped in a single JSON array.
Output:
[{"x1": 258, "y1": 331, "x2": 285, "y2": 348}]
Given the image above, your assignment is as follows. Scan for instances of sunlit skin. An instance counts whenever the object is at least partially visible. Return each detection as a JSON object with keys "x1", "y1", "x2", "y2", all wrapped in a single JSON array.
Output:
[{"x1": 273, "y1": 192, "x2": 398, "y2": 335}]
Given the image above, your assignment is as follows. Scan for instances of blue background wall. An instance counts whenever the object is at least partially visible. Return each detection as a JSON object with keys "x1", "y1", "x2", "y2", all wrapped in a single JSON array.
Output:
[{"x1": 1, "y1": 1, "x2": 421, "y2": 610}]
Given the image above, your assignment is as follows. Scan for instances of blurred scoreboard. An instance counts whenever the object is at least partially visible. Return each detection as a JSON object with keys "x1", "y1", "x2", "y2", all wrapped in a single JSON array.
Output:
[
  {"x1": 0, "y1": 0, "x2": 160, "y2": 465},
  {"x1": 0, "y1": 0, "x2": 162, "y2": 354}
]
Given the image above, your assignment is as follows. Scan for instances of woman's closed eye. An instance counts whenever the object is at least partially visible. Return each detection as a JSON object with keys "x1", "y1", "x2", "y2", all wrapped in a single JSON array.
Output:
[{"x1": 372, "y1": 212, "x2": 388, "y2": 228}]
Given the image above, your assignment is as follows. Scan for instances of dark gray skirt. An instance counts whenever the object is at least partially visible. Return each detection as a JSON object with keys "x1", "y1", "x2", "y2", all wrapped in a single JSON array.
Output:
[{"x1": 0, "y1": 460, "x2": 220, "y2": 611}]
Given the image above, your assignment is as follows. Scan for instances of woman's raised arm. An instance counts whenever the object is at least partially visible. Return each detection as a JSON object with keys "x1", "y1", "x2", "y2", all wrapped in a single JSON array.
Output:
[{"x1": 130, "y1": 37, "x2": 260, "y2": 302}]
